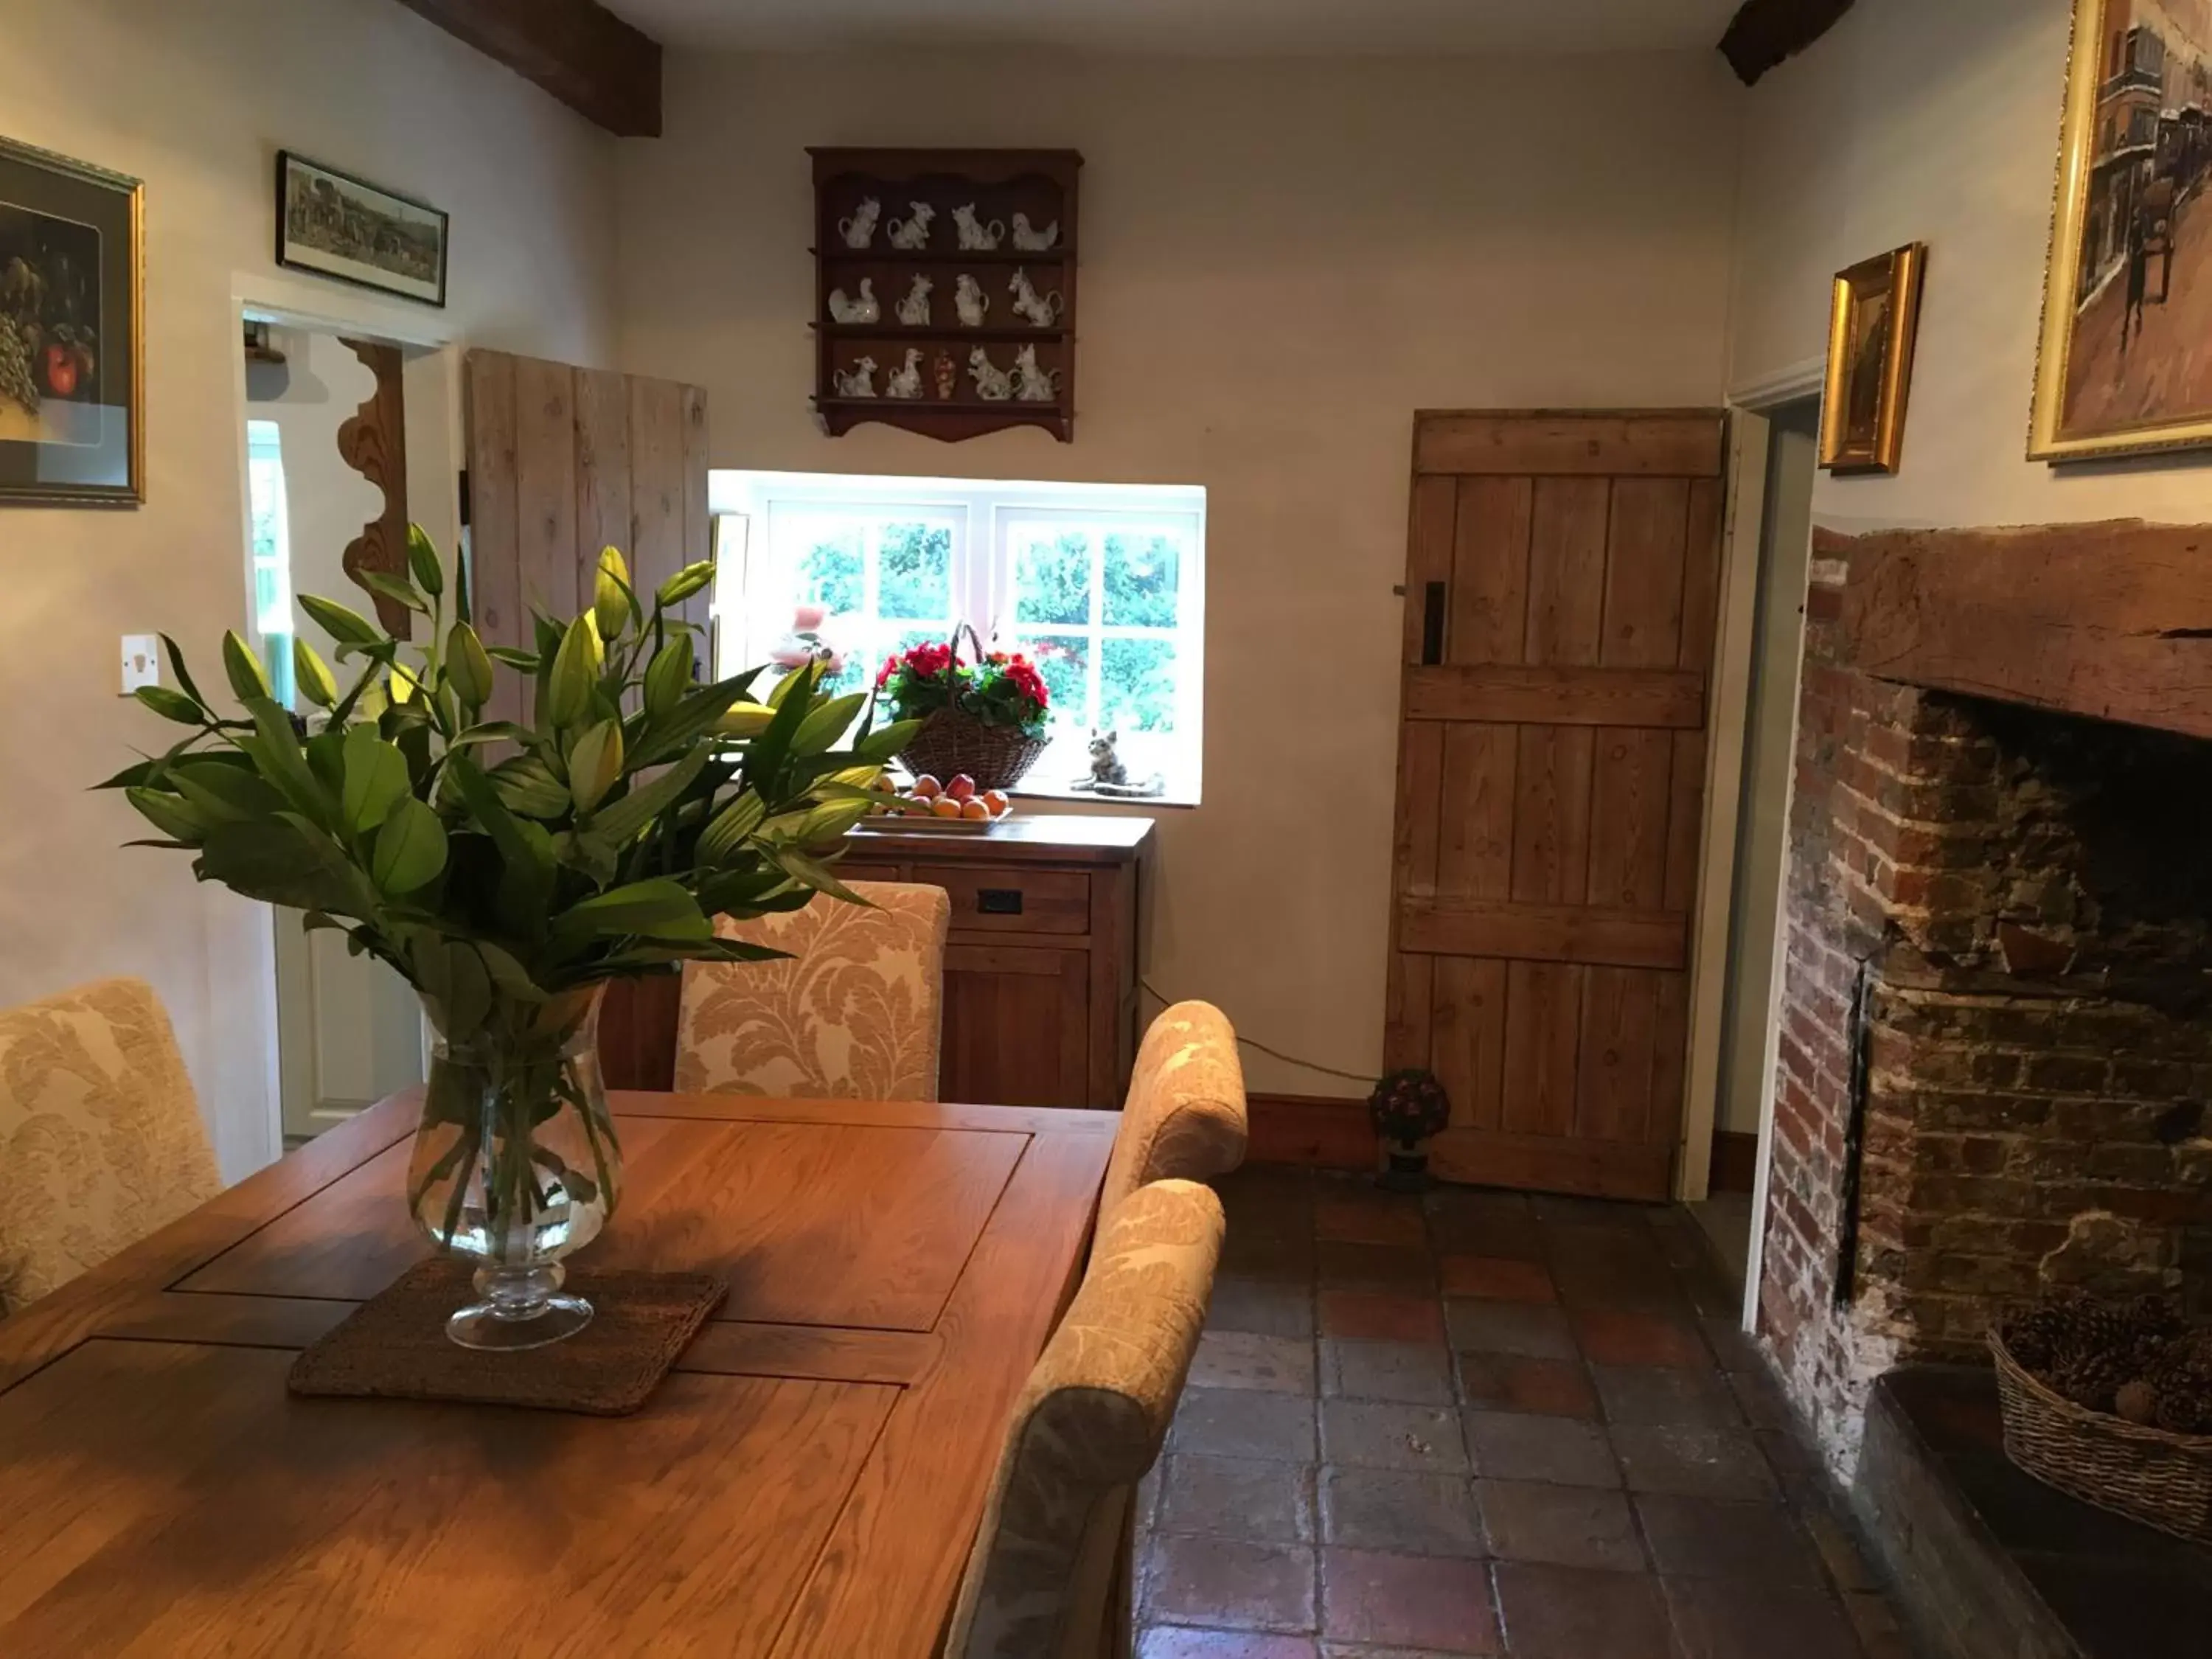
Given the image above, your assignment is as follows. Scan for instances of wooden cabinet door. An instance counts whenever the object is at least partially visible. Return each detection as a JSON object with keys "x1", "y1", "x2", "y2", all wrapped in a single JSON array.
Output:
[
  {"x1": 941, "y1": 945, "x2": 1090, "y2": 1107},
  {"x1": 1385, "y1": 411, "x2": 1726, "y2": 1200}
]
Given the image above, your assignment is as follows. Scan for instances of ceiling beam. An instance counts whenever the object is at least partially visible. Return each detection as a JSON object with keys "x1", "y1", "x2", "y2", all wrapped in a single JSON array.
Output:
[
  {"x1": 392, "y1": 0, "x2": 662, "y2": 138},
  {"x1": 1718, "y1": 0, "x2": 1856, "y2": 86}
]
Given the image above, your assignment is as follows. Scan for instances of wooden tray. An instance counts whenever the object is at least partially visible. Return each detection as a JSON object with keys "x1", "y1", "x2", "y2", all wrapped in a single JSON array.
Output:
[{"x1": 853, "y1": 812, "x2": 1012, "y2": 835}]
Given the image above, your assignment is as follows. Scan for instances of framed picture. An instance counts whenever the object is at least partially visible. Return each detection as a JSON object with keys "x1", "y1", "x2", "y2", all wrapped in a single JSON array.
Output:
[
  {"x1": 0, "y1": 136, "x2": 142, "y2": 507},
  {"x1": 1820, "y1": 243, "x2": 1927, "y2": 476},
  {"x1": 276, "y1": 152, "x2": 448, "y2": 307},
  {"x1": 2033, "y1": 0, "x2": 2212, "y2": 462}
]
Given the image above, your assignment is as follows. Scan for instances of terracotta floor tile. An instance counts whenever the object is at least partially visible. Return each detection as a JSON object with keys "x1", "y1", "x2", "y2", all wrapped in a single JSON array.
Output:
[
  {"x1": 1139, "y1": 1628, "x2": 1318, "y2": 1659},
  {"x1": 1610, "y1": 1424, "x2": 1779, "y2": 1503},
  {"x1": 1571, "y1": 1308, "x2": 1710, "y2": 1368},
  {"x1": 1147, "y1": 1535, "x2": 1318, "y2": 1635},
  {"x1": 1174, "y1": 1388, "x2": 1319, "y2": 1464},
  {"x1": 1455, "y1": 1354, "x2": 1599, "y2": 1419},
  {"x1": 1663, "y1": 1576, "x2": 1863, "y2": 1659},
  {"x1": 1321, "y1": 1399, "x2": 1470, "y2": 1473},
  {"x1": 1320, "y1": 1547, "x2": 1500, "y2": 1652},
  {"x1": 1444, "y1": 1301, "x2": 1577, "y2": 1360},
  {"x1": 1319, "y1": 1466, "x2": 1484, "y2": 1558},
  {"x1": 1211, "y1": 1276, "x2": 1318, "y2": 1340},
  {"x1": 1590, "y1": 1363, "x2": 1742, "y2": 1428},
  {"x1": 1324, "y1": 1339, "x2": 1456, "y2": 1406},
  {"x1": 1316, "y1": 1190, "x2": 1431, "y2": 1249},
  {"x1": 1633, "y1": 1493, "x2": 1823, "y2": 1583},
  {"x1": 1321, "y1": 1287, "x2": 1447, "y2": 1343},
  {"x1": 1318, "y1": 1241, "x2": 1439, "y2": 1290},
  {"x1": 1437, "y1": 1256, "x2": 1557, "y2": 1304},
  {"x1": 1161, "y1": 1455, "x2": 1318, "y2": 1545},
  {"x1": 1461, "y1": 1411, "x2": 1621, "y2": 1488},
  {"x1": 1492, "y1": 1562, "x2": 1673, "y2": 1658},
  {"x1": 1475, "y1": 1479, "x2": 1646, "y2": 1573},
  {"x1": 1191, "y1": 1331, "x2": 1320, "y2": 1395}
]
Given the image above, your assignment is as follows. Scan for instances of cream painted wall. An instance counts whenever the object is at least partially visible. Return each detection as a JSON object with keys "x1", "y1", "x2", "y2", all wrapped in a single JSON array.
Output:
[
  {"x1": 0, "y1": 0, "x2": 619, "y2": 1176},
  {"x1": 1729, "y1": 0, "x2": 2212, "y2": 529},
  {"x1": 616, "y1": 51, "x2": 1744, "y2": 1098}
]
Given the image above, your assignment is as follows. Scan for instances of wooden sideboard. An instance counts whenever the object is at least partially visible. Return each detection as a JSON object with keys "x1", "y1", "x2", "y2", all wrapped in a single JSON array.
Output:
[{"x1": 599, "y1": 815, "x2": 1152, "y2": 1109}]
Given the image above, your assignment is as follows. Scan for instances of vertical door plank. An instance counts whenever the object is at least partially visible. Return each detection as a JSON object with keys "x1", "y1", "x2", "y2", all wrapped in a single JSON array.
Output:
[
  {"x1": 1663, "y1": 728, "x2": 1708, "y2": 913},
  {"x1": 512, "y1": 356, "x2": 579, "y2": 625},
  {"x1": 1523, "y1": 479, "x2": 1610, "y2": 667},
  {"x1": 680, "y1": 384, "x2": 713, "y2": 629},
  {"x1": 1436, "y1": 725, "x2": 1517, "y2": 900},
  {"x1": 1449, "y1": 476, "x2": 1534, "y2": 666},
  {"x1": 630, "y1": 377, "x2": 689, "y2": 609},
  {"x1": 574, "y1": 369, "x2": 635, "y2": 613},
  {"x1": 1576, "y1": 967, "x2": 1660, "y2": 1142},
  {"x1": 1584, "y1": 728, "x2": 1675, "y2": 910},
  {"x1": 1501, "y1": 961, "x2": 1582, "y2": 1138},
  {"x1": 1433, "y1": 957, "x2": 1508, "y2": 1131},
  {"x1": 1402, "y1": 476, "x2": 1458, "y2": 665},
  {"x1": 463, "y1": 351, "x2": 524, "y2": 725},
  {"x1": 1600, "y1": 478, "x2": 1691, "y2": 668},
  {"x1": 1384, "y1": 952, "x2": 1436, "y2": 1076},
  {"x1": 1677, "y1": 477, "x2": 1726, "y2": 672},
  {"x1": 1510, "y1": 726, "x2": 1593, "y2": 905},
  {"x1": 1395, "y1": 721, "x2": 1446, "y2": 901},
  {"x1": 1650, "y1": 970, "x2": 1691, "y2": 1164}
]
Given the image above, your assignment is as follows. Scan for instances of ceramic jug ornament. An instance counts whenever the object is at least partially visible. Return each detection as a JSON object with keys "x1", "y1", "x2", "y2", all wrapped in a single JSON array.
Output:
[
  {"x1": 1009, "y1": 268, "x2": 1064, "y2": 328},
  {"x1": 827, "y1": 278, "x2": 880, "y2": 324},
  {"x1": 885, "y1": 348, "x2": 925, "y2": 400},
  {"x1": 953, "y1": 204, "x2": 1006, "y2": 251},
  {"x1": 832, "y1": 355, "x2": 879, "y2": 397},
  {"x1": 837, "y1": 197, "x2": 881, "y2": 249},
  {"x1": 1012, "y1": 344, "x2": 1061, "y2": 403},
  {"x1": 954, "y1": 273, "x2": 991, "y2": 328},
  {"x1": 933, "y1": 350, "x2": 958, "y2": 400},
  {"x1": 967, "y1": 347, "x2": 1014, "y2": 402},
  {"x1": 896, "y1": 274, "x2": 934, "y2": 326},
  {"x1": 887, "y1": 201, "x2": 936, "y2": 251},
  {"x1": 1011, "y1": 212, "x2": 1060, "y2": 252}
]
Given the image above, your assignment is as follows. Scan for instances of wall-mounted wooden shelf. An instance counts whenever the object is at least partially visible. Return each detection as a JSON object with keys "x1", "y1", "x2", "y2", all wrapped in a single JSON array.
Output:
[{"x1": 809, "y1": 147, "x2": 1082, "y2": 445}]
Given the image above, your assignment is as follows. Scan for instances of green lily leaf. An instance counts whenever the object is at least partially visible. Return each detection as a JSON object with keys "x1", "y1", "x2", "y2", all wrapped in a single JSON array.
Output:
[
  {"x1": 158, "y1": 634, "x2": 209, "y2": 709},
  {"x1": 586, "y1": 747, "x2": 709, "y2": 847},
  {"x1": 299, "y1": 592, "x2": 386, "y2": 650},
  {"x1": 341, "y1": 726, "x2": 412, "y2": 833},
  {"x1": 792, "y1": 692, "x2": 867, "y2": 758},
  {"x1": 170, "y1": 762, "x2": 285, "y2": 824},
  {"x1": 134, "y1": 685, "x2": 206, "y2": 726},
  {"x1": 359, "y1": 570, "x2": 428, "y2": 616},
  {"x1": 126, "y1": 787, "x2": 209, "y2": 844},
  {"x1": 551, "y1": 878, "x2": 711, "y2": 946},
  {"x1": 372, "y1": 796, "x2": 447, "y2": 893}
]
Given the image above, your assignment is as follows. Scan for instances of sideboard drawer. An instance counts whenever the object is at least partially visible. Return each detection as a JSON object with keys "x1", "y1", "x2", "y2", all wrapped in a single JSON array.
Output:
[{"x1": 936, "y1": 866, "x2": 1091, "y2": 935}]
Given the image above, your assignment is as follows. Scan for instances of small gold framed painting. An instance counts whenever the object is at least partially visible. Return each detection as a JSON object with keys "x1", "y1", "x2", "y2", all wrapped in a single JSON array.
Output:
[{"x1": 1820, "y1": 243, "x2": 1927, "y2": 475}]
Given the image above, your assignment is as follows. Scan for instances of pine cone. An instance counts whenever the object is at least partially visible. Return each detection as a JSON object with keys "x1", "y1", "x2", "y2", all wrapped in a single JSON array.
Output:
[
  {"x1": 2050, "y1": 1346, "x2": 2138, "y2": 1414},
  {"x1": 2147, "y1": 1331, "x2": 2212, "y2": 1436},
  {"x1": 2001, "y1": 1300, "x2": 2081, "y2": 1371}
]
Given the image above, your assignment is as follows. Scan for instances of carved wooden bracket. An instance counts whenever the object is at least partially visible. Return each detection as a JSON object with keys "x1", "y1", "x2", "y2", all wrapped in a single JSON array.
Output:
[{"x1": 336, "y1": 338, "x2": 412, "y2": 639}]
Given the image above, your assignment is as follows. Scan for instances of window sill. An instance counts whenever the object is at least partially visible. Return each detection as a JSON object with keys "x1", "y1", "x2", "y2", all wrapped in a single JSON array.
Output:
[{"x1": 1012, "y1": 776, "x2": 1201, "y2": 811}]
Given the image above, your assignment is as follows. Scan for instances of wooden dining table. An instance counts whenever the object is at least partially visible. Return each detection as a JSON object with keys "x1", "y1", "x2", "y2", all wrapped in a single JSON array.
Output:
[{"x1": 0, "y1": 1089, "x2": 1117, "y2": 1657}]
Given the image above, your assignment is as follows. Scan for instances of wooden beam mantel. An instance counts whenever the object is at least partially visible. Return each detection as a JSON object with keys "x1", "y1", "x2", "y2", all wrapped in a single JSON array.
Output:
[
  {"x1": 1718, "y1": 0, "x2": 1856, "y2": 86},
  {"x1": 1831, "y1": 521, "x2": 2212, "y2": 742},
  {"x1": 394, "y1": 0, "x2": 661, "y2": 138}
]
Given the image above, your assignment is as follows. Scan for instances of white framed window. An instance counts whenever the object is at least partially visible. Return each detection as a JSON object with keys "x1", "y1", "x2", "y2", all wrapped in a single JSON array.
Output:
[
  {"x1": 244, "y1": 420, "x2": 297, "y2": 707},
  {"x1": 712, "y1": 472, "x2": 1206, "y2": 803}
]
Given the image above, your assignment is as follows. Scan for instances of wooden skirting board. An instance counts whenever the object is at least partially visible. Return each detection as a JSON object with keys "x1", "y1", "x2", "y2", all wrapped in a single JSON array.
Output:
[{"x1": 1248, "y1": 1094, "x2": 1377, "y2": 1170}]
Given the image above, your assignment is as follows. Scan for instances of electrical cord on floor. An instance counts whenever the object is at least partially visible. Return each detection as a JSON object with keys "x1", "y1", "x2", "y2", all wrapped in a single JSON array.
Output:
[{"x1": 1138, "y1": 978, "x2": 1379, "y2": 1088}]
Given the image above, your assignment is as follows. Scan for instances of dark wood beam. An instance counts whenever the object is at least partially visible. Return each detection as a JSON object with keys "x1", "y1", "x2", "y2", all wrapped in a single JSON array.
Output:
[
  {"x1": 393, "y1": 0, "x2": 661, "y2": 138},
  {"x1": 1719, "y1": 0, "x2": 1856, "y2": 86}
]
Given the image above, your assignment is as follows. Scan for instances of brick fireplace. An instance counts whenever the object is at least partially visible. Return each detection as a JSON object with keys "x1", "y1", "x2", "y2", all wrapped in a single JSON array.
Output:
[{"x1": 1759, "y1": 521, "x2": 2212, "y2": 1473}]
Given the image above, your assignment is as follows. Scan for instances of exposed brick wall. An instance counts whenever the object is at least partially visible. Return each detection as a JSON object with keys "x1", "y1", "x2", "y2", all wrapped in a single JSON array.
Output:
[{"x1": 1759, "y1": 532, "x2": 2212, "y2": 1475}]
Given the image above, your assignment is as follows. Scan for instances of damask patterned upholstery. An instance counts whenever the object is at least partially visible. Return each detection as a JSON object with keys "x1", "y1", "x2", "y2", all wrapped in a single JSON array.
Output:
[
  {"x1": 0, "y1": 977, "x2": 223, "y2": 1313},
  {"x1": 944, "y1": 1178, "x2": 1225, "y2": 1659},
  {"x1": 1098, "y1": 1001, "x2": 1249, "y2": 1228},
  {"x1": 674, "y1": 881, "x2": 951, "y2": 1102}
]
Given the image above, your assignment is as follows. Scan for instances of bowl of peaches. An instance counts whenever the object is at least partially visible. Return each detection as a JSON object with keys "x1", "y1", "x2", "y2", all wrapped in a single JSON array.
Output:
[{"x1": 863, "y1": 771, "x2": 1015, "y2": 831}]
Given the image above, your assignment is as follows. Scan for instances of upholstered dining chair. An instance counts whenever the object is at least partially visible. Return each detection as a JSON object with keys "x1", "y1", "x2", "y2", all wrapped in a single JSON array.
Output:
[
  {"x1": 1096, "y1": 1000, "x2": 1249, "y2": 1230},
  {"x1": 674, "y1": 880, "x2": 952, "y2": 1101},
  {"x1": 0, "y1": 977, "x2": 223, "y2": 1314},
  {"x1": 942, "y1": 1177, "x2": 1225, "y2": 1659}
]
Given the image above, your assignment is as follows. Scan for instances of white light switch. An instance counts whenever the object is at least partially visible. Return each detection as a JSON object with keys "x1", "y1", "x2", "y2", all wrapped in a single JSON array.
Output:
[{"x1": 121, "y1": 634, "x2": 160, "y2": 695}]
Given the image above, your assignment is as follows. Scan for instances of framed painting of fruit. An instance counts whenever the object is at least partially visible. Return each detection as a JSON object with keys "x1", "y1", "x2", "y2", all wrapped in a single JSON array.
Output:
[{"x1": 0, "y1": 136, "x2": 141, "y2": 507}]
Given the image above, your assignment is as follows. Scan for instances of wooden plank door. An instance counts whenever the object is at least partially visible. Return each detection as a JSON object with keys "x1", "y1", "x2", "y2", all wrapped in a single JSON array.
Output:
[
  {"x1": 463, "y1": 349, "x2": 711, "y2": 726},
  {"x1": 1385, "y1": 411, "x2": 1726, "y2": 1200}
]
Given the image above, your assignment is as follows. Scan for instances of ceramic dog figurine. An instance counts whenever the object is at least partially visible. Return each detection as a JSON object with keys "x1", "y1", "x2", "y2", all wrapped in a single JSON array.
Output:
[
  {"x1": 1012, "y1": 344, "x2": 1060, "y2": 402},
  {"x1": 832, "y1": 355, "x2": 879, "y2": 397},
  {"x1": 827, "y1": 278, "x2": 880, "y2": 324},
  {"x1": 953, "y1": 204, "x2": 1006, "y2": 251},
  {"x1": 896, "y1": 274, "x2": 934, "y2": 326},
  {"x1": 837, "y1": 197, "x2": 881, "y2": 249},
  {"x1": 884, "y1": 348, "x2": 924, "y2": 400},
  {"x1": 1009, "y1": 268, "x2": 1064, "y2": 328},
  {"x1": 954, "y1": 273, "x2": 991, "y2": 327},
  {"x1": 1011, "y1": 212, "x2": 1060, "y2": 252},
  {"x1": 886, "y1": 201, "x2": 936, "y2": 251},
  {"x1": 967, "y1": 347, "x2": 1014, "y2": 401}
]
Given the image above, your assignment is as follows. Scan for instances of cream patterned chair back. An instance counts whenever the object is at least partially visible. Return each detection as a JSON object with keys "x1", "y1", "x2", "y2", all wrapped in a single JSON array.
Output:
[
  {"x1": 1097, "y1": 1000, "x2": 1248, "y2": 1228},
  {"x1": 944, "y1": 1178, "x2": 1225, "y2": 1659},
  {"x1": 674, "y1": 881, "x2": 951, "y2": 1101},
  {"x1": 0, "y1": 977, "x2": 223, "y2": 1313}
]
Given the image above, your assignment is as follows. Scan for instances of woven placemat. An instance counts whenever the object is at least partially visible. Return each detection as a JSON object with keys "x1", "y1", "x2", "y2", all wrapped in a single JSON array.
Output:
[{"x1": 288, "y1": 1259, "x2": 726, "y2": 1416}]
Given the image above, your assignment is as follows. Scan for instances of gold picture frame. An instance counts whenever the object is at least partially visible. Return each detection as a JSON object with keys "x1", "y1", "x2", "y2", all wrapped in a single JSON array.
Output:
[
  {"x1": 1820, "y1": 243, "x2": 1927, "y2": 475},
  {"x1": 2031, "y1": 0, "x2": 2212, "y2": 463}
]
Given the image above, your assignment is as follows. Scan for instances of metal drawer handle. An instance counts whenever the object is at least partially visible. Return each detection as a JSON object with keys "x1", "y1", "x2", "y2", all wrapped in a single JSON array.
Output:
[{"x1": 976, "y1": 888, "x2": 1025, "y2": 915}]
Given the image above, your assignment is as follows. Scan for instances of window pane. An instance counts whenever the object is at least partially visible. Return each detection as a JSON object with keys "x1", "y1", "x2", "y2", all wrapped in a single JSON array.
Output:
[
  {"x1": 1018, "y1": 632, "x2": 1092, "y2": 729},
  {"x1": 796, "y1": 523, "x2": 864, "y2": 617},
  {"x1": 878, "y1": 521, "x2": 951, "y2": 620},
  {"x1": 1013, "y1": 529, "x2": 1093, "y2": 626},
  {"x1": 1102, "y1": 532, "x2": 1180, "y2": 629},
  {"x1": 1100, "y1": 637, "x2": 1178, "y2": 734}
]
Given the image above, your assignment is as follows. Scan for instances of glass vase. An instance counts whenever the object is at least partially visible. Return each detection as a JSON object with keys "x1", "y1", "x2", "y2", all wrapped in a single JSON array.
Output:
[{"x1": 405, "y1": 987, "x2": 624, "y2": 1350}]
